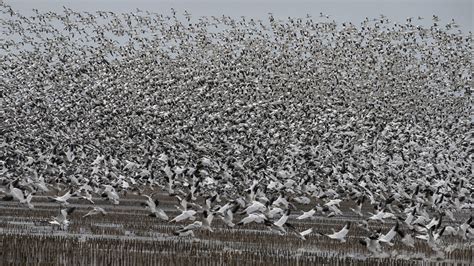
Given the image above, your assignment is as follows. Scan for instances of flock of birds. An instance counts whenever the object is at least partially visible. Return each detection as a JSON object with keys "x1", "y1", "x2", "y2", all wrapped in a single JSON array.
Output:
[{"x1": 0, "y1": 3, "x2": 473, "y2": 259}]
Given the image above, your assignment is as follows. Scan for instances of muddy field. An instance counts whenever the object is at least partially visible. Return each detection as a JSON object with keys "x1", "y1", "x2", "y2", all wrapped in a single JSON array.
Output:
[{"x1": 1, "y1": 194, "x2": 472, "y2": 265}]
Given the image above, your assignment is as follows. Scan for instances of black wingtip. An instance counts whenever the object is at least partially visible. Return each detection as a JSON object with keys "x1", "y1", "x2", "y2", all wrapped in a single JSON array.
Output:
[
  {"x1": 264, "y1": 219, "x2": 273, "y2": 226},
  {"x1": 438, "y1": 226, "x2": 446, "y2": 236},
  {"x1": 230, "y1": 204, "x2": 240, "y2": 213},
  {"x1": 2, "y1": 195, "x2": 14, "y2": 201},
  {"x1": 285, "y1": 223, "x2": 295, "y2": 230},
  {"x1": 67, "y1": 207, "x2": 76, "y2": 215},
  {"x1": 395, "y1": 228, "x2": 405, "y2": 238}
]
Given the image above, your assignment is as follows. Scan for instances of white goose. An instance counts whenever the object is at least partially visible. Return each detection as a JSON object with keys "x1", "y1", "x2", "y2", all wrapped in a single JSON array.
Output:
[
  {"x1": 83, "y1": 206, "x2": 107, "y2": 218},
  {"x1": 325, "y1": 223, "x2": 351, "y2": 243},
  {"x1": 50, "y1": 207, "x2": 76, "y2": 229},
  {"x1": 143, "y1": 195, "x2": 168, "y2": 221},
  {"x1": 49, "y1": 188, "x2": 74, "y2": 205},
  {"x1": 174, "y1": 221, "x2": 202, "y2": 237},
  {"x1": 378, "y1": 222, "x2": 399, "y2": 246},
  {"x1": 170, "y1": 209, "x2": 197, "y2": 223}
]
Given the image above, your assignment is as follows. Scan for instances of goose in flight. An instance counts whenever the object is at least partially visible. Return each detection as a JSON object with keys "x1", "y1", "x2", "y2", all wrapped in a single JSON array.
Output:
[
  {"x1": 293, "y1": 196, "x2": 311, "y2": 205},
  {"x1": 443, "y1": 216, "x2": 473, "y2": 239},
  {"x1": 459, "y1": 216, "x2": 473, "y2": 239},
  {"x1": 83, "y1": 206, "x2": 107, "y2": 218},
  {"x1": 425, "y1": 214, "x2": 443, "y2": 230},
  {"x1": 101, "y1": 185, "x2": 120, "y2": 205},
  {"x1": 395, "y1": 226, "x2": 415, "y2": 248},
  {"x1": 296, "y1": 205, "x2": 322, "y2": 220},
  {"x1": 350, "y1": 196, "x2": 365, "y2": 217},
  {"x1": 286, "y1": 223, "x2": 315, "y2": 240},
  {"x1": 324, "y1": 198, "x2": 342, "y2": 207},
  {"x1": 265, "y1": 204, "x2": 285, "y2": 219},
  {"x1": 170, "y1": 209, "x2": 197, "y2": 223},
  {"x1": 203, "y1": 194, "x2": 218, "y2": 211},
  {"x1": 174, "y1": 194, "x2": 197, "y2": 211},
  {"x1": 217, "y1": 203, "x2": 240, "y2": 227},
  {"x1": 49, "y1": 189, "x2": 74, "y2": 205},
  {"x1": 271, "y1": 209, "x2": 291, "y2": 234},
  {"x1": 242, "y1": 200, "x2": 266, "y2": 215},
  {"x1": 416, "y1": 226, "x2": 446, "y2": 250},
  {"x1": 237, "y1": 213, "x2": 268, "y2": 226},
  {"x1": 360, "y1": 234, "x2": 383, "y2": 256},
  {"x1": 202, "y1": 210, "x2": 216, "y2": 232},
  {"x1": 324, "y1": 223, "x2": 350, "y2": 242},
  {"x1": 143, "y1": 195, "x2": 169, "y2": 220},
  {"x1": 378, "y1": 222, "x2": 399, "y2": 246},
  {"x1": 295, "y1": 227, "x2": 314, "y2": 240},
  {"x1": 369, "y1": 207, "x2": 395, "y2": 223},
  {"x1": 400, "y1": 207, "x2": 417, "y2": 230},
  {"x1": 77, "y1": 188, "x2": 94, "y2": 204},
  {"x1": 174, "y1": 221, "x2": 202, "y2": 237},
  {"x1": 50, "y1": 207, "x2": 76, "y2": 229},
  {"x1": 2, "y1": 182, "x2": 34, "y2": 209}
]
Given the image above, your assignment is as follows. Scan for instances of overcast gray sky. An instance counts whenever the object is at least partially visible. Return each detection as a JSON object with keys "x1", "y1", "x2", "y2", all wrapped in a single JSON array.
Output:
[{"x1": 4, "y1": 0, "x2": 473, "y2": 31}]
